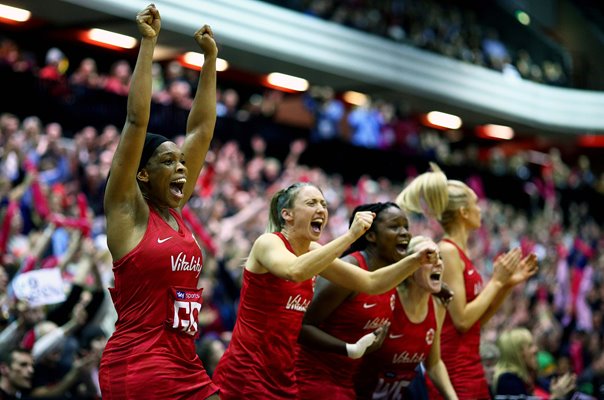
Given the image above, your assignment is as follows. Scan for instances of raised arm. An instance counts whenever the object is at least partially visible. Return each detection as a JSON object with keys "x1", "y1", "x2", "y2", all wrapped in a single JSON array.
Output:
[
  {"x1": 179, "y1": 25, "x2": 218, "y2": 206},
  {"x1": 320, "y1": 241, "x2": 437, "y2": 294},
  {"x1": 104, "y1": 4, "x2": 160, "y2": 216},
  {"x1": 248, "y1": 211, "x2": 374, "y2": 282},
  {"x1": 442, "y1": 243, "x2": 520, "y2": 333},
  {"x1": 479, "y1": 253, "x2": 538, "y2": 325}
]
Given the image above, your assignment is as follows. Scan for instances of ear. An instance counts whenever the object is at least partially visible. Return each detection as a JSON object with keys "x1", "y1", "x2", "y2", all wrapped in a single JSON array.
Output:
[
  {"x1": 458, "y1": 206, "x2": 469, "y2": 219},
  {"x1": 281, "y1": 208, "x2": 293, "y2": 223},
  {"x1": 0, "y1": 363, "x2": 8, "y2": 376},
  {"x1": 365, "y1": 230, "x2": 377, "y2": 244},
  {"x1": 136, "y1": 169, "x2": 149, "y2": 183}
]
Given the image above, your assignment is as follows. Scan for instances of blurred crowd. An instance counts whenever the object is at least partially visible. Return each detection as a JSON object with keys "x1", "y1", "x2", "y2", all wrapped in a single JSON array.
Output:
[
  {"x1": 0, "y1": 13, "x2": 603, "y2": 400},
  {"x1": 264, "y1": 0, "x2": 569, "y2": 86}
]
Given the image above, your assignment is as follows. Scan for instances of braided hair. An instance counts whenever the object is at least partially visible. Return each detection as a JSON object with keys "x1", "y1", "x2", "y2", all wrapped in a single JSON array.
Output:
[{"x1": 343, "y1": 202, "x2": 400, "y2": 256}]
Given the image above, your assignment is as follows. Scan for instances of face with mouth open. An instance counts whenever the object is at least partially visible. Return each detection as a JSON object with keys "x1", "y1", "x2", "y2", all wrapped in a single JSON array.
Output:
[
  {"x1": 137, "y1": 141, "x2": 188, "y2": 208},
  {"x1": 283, "y1": 185, "x2": 328, "y2": 241},
  {"x1": 410, "y1": 240, "x2": 443, "y2": 294},
  {"x1": 369, "y1": 205, "x2": 411, "y2": 264}
]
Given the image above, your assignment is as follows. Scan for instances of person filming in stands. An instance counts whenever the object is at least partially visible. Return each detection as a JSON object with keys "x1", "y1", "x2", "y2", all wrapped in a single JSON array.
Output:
[
  {"x1": 212, "y1": 182, "x2": 438, "y2": 399},
  {"x1": 396, "y1": 163, "x2": 538, "y2": 400},
  {"x1": 99, "y1": 4, "x2": 220, "y2": 399}
]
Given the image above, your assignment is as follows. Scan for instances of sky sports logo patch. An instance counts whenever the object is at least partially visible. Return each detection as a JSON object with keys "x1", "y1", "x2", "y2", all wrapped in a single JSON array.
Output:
[{"x1": 176, "y1": 291, "x2": 186, "y2": 299}]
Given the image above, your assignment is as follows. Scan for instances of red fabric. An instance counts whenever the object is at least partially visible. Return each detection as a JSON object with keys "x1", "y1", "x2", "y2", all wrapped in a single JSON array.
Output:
[
  {"x1": 31, "y1": 178, "x2": 50, "y2": 219},
  {"x1": 296, "y1": 252, "x2": 396, "y2": 399},
  {"x1": 196, "y1": 165, "x2": 215, "y2": 198},
  {"x1": 21, "y1": 329, "x2": 36, "y2": 350},
  {"x1": 213, "y1": 232, "x2": 314, "y2": 400},
  {"x1": 426, "y1": 239, "x2": 490, "y2": 400},
  {"x1": 0, "y1": 200, "x2": 18, "y2": 254},
  {"x1": 181, "y1": 206, "x2": 217, "y2": 256},
  {"x1": 356, "y1": 296, "x2": 437, "y2": 399},
  {"x1": 99, "y1": 206, "x2": 217, "y2": 399}
]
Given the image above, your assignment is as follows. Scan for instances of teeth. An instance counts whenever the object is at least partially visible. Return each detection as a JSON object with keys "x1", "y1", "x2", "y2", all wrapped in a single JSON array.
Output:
[{"x1": 172, "y1": 178, "x2": 186, "y2": 184}]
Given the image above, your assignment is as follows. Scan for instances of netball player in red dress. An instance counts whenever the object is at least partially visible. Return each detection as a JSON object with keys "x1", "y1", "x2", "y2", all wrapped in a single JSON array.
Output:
[
  {"x1": 99, "y1": 5, "x2": 219, "y2": 399},
  {"x1": 212, "y1": 183, "x2": 438, "y2": 399},
  {"x1": 354, "y1": 235, "x2": 457, "y2": 399},
  {"x1": 296, "y1": 202, "x2": 405, "y2": 399},
  {"x1": 396, "y1": 164, "x2": 538, "y2": 400}
]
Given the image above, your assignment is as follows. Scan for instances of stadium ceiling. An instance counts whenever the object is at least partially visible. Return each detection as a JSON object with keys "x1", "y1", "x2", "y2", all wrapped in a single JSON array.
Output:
[{"x1": 4, "y1": 0, "x2": 604, "y2": 138}]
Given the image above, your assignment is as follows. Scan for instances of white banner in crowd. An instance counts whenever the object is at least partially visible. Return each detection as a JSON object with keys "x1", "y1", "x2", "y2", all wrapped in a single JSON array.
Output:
[{"x1": 12, "y1": 268, "x2": 66, "y2": 307}]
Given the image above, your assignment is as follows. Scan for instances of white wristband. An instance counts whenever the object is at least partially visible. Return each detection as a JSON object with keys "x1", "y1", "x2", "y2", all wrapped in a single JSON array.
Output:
[{"x1": 346, "y1": 331, "x2": 377, "y2": 359}]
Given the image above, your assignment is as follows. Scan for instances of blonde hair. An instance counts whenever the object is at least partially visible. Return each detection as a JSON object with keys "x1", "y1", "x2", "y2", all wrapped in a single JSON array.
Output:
[
  {"x1": 266, "y1": 182, "x2": 320, "y2": 232},
  {"x1": 398, "y1": 235, "x2": 431, "y2": 288},
  {"x1": 493, "y1": 328, "x2": 534, "y2": 388},
  {"x1": 407, "y1": 235, "x2": 431, "y2": 255},
  {"x1": 396, "y1": 163, "x2": 471, "y2": 233}
]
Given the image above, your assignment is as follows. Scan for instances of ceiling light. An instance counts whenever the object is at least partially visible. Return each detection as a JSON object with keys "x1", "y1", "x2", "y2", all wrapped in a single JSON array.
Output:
[
  {"x1": 0, "y1": 3, "x2": 31, "y2": 22},
  {"x1": 342, "y1": 91, "x2": 367, "y2": 106},
  {"x1": 181, "y1": 52, "x2": 229, "y2": 71},
  {"x1": 86, "y1": 28, "x2": 137, "y2": 49},
  {"x1": 477, "y1": 124, "x2": 514, "y2": 140},
  {"x1": 515, "y1": 10, "x2": 530, "y2": 26},
  {"x1": 265, "y1": 72, "x2": 308, "y2": 92},
  {"x1": 424, "y1": 111, "x2": 462, "y2": 130}
]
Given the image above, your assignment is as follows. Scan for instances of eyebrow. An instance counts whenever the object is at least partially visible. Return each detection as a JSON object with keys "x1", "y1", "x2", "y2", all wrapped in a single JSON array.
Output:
[{"x1": 157, "y1": 151, "x2": 184, "y2": 158}]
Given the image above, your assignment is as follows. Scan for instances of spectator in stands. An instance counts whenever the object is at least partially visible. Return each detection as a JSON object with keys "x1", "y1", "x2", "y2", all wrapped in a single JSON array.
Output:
[
  {"x1": 39, "y1": 47, "x2": 69, "y2": 98},
  {"x1": 303, "y1": 85, "x2": 344, "y2": 143},
  {"x1": 0, "y1": 347, "x2": 34, "y2": 399},
  {"x1": 347, "y1": 96, "x2": 382, "y2": 148},
  {"x1": 69, "y1": 57, "x2": 102, "y2": 90},
  {"x1": 494, "y1": 327, "x2": 576, "y2": 399},
  {"x1": 480, "y1": 340, "x2": 500, "y2": 398},
  {"x1": 103, "y1": 60, "x2": 131, "y2": 96}
]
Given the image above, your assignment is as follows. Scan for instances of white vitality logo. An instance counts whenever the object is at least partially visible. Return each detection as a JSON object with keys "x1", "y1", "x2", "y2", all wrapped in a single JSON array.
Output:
[
  {"x1": 171, "y1": 252, "x2": 203, "y2": 277},
  {"x1": 285, "y1": 294, "x2": 310, "y2": 312}
]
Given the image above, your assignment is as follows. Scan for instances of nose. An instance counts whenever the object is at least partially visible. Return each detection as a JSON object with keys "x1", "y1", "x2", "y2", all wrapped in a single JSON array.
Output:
[{"x1": 177, "y1": 160, "x2": 187, "y2": 173}]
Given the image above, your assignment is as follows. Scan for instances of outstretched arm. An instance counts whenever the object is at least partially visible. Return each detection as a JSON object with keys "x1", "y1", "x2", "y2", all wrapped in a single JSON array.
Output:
[
  {"x1": 480, "y1": 253, "x2": 538, "y2": 325},
  {"x1": 180, "y1": 25, "x2": 218, "y2": 206},
  {"x1": 250, "y1": 211, "x2": 374, "y2": 282},
  {"x1": 320, "y1": 240, "x2": 438, "y2": 294},
  {"x1": 443, "y1": 244, "x2": 520, "y2": 333},
  {"x1": 104, "y1": 4, "x2": 160, "y2": 257},
  {"x1": 105, "y1": 4, "x2": 160, "y2": 211}
]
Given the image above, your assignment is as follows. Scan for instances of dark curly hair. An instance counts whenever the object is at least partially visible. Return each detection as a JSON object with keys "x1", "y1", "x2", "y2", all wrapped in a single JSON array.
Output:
[{"x1": 343, "y1": 202, "x2": 400, "y2": 256}]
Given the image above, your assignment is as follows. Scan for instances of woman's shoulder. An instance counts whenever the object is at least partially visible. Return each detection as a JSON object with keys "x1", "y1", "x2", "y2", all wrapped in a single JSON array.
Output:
[{"x1": 496, "y1": 371, "x2": 530, "y2": 396}]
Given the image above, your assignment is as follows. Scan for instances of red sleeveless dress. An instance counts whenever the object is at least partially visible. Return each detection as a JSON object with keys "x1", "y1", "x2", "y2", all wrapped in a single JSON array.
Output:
[
  {"x1": 213, "y1": 232, "x2": 314, "y2": 399},
  {"x1": 356, "y1": 294, "x2": 437, "y2": 399},
  {"x1": 427, "y1": 238, "x2": 490, "y2": 400},
  {"x1": 99, "y1": 206, "x2": 217, "y2": 399},
  {"x1": 296, "y1": 251, "x2": 396, "y2": 399}
]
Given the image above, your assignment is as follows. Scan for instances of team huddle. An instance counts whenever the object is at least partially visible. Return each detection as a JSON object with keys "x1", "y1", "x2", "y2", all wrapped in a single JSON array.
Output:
[{"x1": 99, "y1": 4, "x2": 543, "y2": 400}]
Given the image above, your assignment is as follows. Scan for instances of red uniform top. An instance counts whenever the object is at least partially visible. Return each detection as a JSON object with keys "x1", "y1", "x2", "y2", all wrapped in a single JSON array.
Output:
[
  {"x1": 427, "y1": 238, "x2": 490, "y2": 400},
  {"x1": 355, "y1": 293, "x2": 437, "y2": 399},
  {"x1": 99, "y1": 206, "x2": 218, "y2": 400},
  {"x1": 213, "y1": 232, "x2": 314, "y2": 400},
  {"x1": 296, "y1": 251, "x2": 396, "y2": 399}
]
